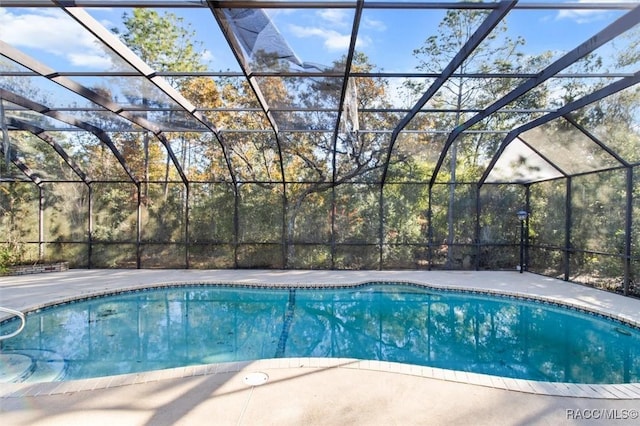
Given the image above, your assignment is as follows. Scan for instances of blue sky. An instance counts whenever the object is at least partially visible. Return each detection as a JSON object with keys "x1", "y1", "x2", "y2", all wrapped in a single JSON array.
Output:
[{"x1": 0, "y1": 2, "x2": 635, "y2": 75}]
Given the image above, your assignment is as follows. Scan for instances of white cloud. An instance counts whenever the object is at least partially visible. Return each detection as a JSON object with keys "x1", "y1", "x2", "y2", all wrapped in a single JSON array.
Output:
[
  {"x1": 68, "y1": 52, "x2": 112, "y2": 69},
  {"x1": 557, "y1": 9, "x2": 606, "y2": 24},
  {"x1": 325, "y1": 32, "x2": 353, "y2": 51},
  {"x1": 0, "y1": 8, "x2": 113, "y2": 70},
  {"x1": 201, "y1": 49, "x2": 214, "y2": 64},
  {"x1": 290, "y1": 9, "x2": 383, "y2": 51},
  {"x1": 317, "y1": 9, "x2": 350, "y2": 27},
  {"x1": 354, "y1": 35, "x2": 371, "y2": 50},
  {"x1": 556, "y1": 0, "x2": 636, "y2": 24},
  {"x1": 289, "y1": 24, "x2": 356, "y2": 51},
  {"x1": 362, "y1": 17, "x2": 386, "y2": 32}
]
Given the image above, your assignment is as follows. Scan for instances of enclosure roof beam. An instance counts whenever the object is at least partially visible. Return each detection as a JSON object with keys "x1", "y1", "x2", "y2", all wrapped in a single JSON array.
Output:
[
  {"x1": 0, "y1": 103, "x2": 572, "y2": 115},
  {"x1": 479, "y1": 71, "x2": 640, "y2": 186},
  {"x1": 516, "y1": 135, "x2": 568, "y2": 177},
  {"x1": 8, "y1": 118, "x2": 90, "y2": 184},
  {"x1": 332, "y1": 0, "x2": 365, "y2": 186},
  {"x1": 0, "y1": 143, "x2": 43, "y2": 186},
  {"x1": 3, "y1": 70, "x2": 635, "y2": 80},
  {"x1": 2, "y1": 1, "x2": 637, "y2": 11},
  {"x1": 56, "y1": 6, "x2": 193, "y2": 116},
  {"x1": 380, "y1": 0, "x2": 517, "y2": 187},
  {"x1": 562, "y1": 114, "x2": 631, "y2": 168},
  {"x1": 0, "y1": 42, "x2": 148, "y2": 124},
  {"x1": 55, "y1": 4, "x2": 227, "y2": 186},
  {"x1": 0, "y1": 41, "x2": 124, "y2": 113},
  {"x1": 430, "y1": 3, "x2": 640, "y2": 188},
  {"x1": 0, "y1": 88, "x2": 139, "y2": 184},
  {"x1": 207, "y1": 1, "x2": 287, "y2": 185},
  {"x1": 0, "y1": 41, "x2": 187, "y2": 184}
]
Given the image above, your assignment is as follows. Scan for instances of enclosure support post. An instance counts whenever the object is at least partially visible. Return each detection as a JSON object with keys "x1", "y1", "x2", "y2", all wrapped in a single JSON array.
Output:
[
  {"x1": 379, "y1": 185, "x2": 384, "y2": 270},
  {"x1": 136, "y1": 183, "x2": 141, "y2": 269},
  {"x1": 282, "y1": 182, "x2": 287, "y2": 270},
  {"x1": 233, "y1": 183, "x2": 239, "y2": 269},
  {"x1": 185, "y1": 182, "x2": 190, "y2": 269},
  {"x1": 475, "y1": 184, "x2": 481, "y2": 271},
  {"x1": 525, "y1": 184, "x2": 531, "y2": 272},
  {"x1": 38, "y1": 185, "x2": 44, "y2": 261},
  {"x1": 623, "y1": 167, "x2": 633, "y2": 296},
  {"x1": 330, "y1": 185, "x2": 336, "y2": 269},
  {"x1": 88, "y1": 183, "x2": 93, "y2": 269},
  {"x1": 564, "y1": 177, "x2": 572, "y2": 281},
  {"x1": 427, "y1": 186, "x2": 433, "y2": 270}
]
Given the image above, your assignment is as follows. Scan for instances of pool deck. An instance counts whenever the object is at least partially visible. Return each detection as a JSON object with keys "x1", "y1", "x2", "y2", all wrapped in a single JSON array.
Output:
[{"x1": 1, "y1": 269, "x2": 640, "y2": 425}]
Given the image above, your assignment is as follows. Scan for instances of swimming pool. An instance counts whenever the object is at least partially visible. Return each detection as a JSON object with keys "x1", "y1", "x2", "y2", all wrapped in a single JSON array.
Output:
[{"x1": 1, "y1": 282, "x2": 639, "y2": 384}]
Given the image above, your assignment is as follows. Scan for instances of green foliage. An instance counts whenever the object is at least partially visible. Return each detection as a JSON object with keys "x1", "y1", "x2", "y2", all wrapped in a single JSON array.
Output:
[
  {"x1": 0, "y1": 183, "x2": 38, "y2": 269},
  {"x1": 0, "y1": 243, "x2": 22, "y2": 273},
  {"x1": 92, "y1": 183, "x2": 137, "y2": 242},
  {"x1": 115, "y1": 9, "x2": 206, "y2": 75}
]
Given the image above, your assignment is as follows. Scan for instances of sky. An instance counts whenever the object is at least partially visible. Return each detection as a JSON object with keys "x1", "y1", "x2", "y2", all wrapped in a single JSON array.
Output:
[{"x1": 0, "y1": 1, "x2": 636, "y2": 75}]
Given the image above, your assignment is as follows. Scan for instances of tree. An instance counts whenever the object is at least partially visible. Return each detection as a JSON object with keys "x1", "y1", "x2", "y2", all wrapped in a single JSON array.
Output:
[
  {"x1": 115, "y1": 9, "x2": 206, "y2": 77},
  {"x1": 110, "y1": 9, "x2": 211, "y2": 264},
  {"x1": 408, "y1": 8, "x2": 549, "y2": 268},
  {"x1": 113, "y1": 8, "x2": 207, "y2": 194},
  {"x1": 281, "y1": 52, "x2": 396, "y2": 267}
]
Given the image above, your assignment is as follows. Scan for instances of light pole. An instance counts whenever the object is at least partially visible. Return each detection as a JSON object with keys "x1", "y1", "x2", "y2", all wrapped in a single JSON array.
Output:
[{"x1": 517, "y1": 210, "x2": 528, "y2": 273}]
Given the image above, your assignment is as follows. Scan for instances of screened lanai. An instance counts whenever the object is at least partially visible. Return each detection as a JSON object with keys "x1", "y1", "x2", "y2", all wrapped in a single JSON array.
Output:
[{"x1": 0, "y1": 1, "x2": 639, "y2": 296}]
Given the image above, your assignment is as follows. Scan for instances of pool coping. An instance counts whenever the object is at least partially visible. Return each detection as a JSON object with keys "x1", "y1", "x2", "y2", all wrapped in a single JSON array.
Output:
[
  {"x1": 1, "y1": 271, "x2": 640, "y2": 400},
  {"x1": 2, "y1": 357, "x2": 640, "y2": 400}
]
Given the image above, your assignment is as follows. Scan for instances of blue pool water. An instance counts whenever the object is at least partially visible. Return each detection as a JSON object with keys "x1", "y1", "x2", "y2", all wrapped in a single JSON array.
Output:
[{"x1": 1, "y1": 283, "x2": 639, "y2": 384}]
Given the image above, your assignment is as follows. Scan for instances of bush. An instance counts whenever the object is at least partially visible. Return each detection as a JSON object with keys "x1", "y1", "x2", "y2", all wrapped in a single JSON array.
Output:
[{"x1": 0, "y1": 243, "x2": 23, "y2": 274}]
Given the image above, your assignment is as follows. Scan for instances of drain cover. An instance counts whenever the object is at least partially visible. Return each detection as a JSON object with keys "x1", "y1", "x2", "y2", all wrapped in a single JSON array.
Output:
[{"x1": 243, "y1": 372, "x2": 269, "y2": 386}]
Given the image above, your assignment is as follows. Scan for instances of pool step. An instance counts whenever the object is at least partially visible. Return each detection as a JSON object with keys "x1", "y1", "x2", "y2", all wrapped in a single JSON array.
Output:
[
  {"x1": 0, "y1": 353, "x2": 35, "y2": 382},
  {"x1": 0, "y1": 350, "x2": 66, "y2": 383}
]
